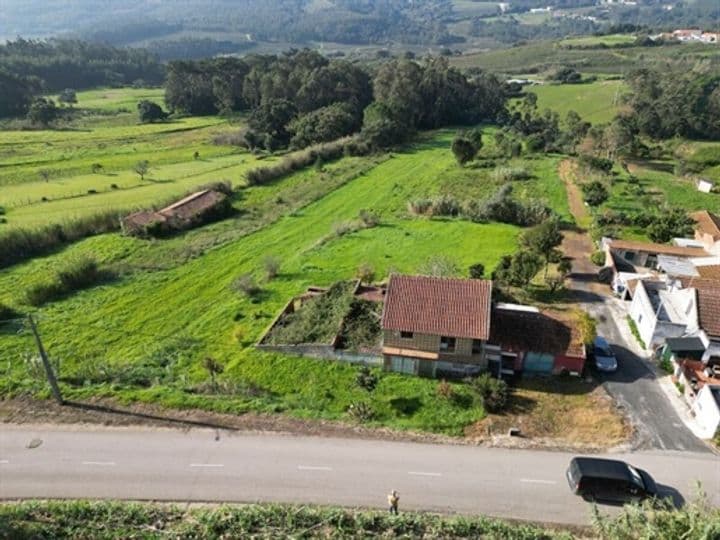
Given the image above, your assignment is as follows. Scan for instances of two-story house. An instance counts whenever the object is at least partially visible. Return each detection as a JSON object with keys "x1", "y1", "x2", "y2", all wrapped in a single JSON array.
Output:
[{"x1": 381, "y1": 274, "x2": 493, "y2": 378}]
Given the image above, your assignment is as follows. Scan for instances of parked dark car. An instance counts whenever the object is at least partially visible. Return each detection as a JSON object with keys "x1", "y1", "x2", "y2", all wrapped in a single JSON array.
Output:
[{"x1": 566, "y1": 457, "x2": 657, "y2": 503}]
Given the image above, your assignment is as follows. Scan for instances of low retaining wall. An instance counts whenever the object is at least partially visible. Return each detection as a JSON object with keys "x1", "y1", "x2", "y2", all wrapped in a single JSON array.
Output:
[{"x1": 257, "y1": 343, "x2": 382, "y2": 367}]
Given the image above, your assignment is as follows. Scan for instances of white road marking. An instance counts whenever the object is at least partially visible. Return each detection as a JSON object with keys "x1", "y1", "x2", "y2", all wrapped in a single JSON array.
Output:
[
  {"x1": 520, "y1": 478, "x2": 557, "y2": 485},
  {"x1": 297, "y1": 465, "x2": 333, "y2": 471},
  {"x1": 82, "y1": 461, "x2": 116, "y2": 466},
  {"x1": 0, "y1": 460, "x2": 9, "y2": 464},
  {"x1": 190, "y1": 463, "x2": 224, "y2": 468},
  {"x1": 408, "y1": 471, "x2": 442, "y2": 477}
]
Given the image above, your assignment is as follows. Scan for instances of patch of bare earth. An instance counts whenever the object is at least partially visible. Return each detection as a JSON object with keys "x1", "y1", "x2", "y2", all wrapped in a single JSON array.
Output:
[{"x1": 464, "y1": 378, "x2": 632, "y2": 452}]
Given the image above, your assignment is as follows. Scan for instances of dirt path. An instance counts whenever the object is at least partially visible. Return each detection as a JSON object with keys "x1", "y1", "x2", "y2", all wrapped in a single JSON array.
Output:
[
  {"x1": 558, "y1": 159, "x2": 590, "y2": 227},
  {"x1": 557, "y1": 159, "x2": 602, "y2": 292}
]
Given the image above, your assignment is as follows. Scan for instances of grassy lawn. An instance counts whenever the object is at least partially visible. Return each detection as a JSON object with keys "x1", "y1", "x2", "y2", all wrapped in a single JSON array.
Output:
[
  {"x1": 528, "y1": 80, "x2": 625, "y2": 124},
  {"x1": 559, "y1": 34, "x2": 637, "y2": 47},
  {"x1": 466, "y1": 378, "x2": 629, "y2": 447},
  {"x1": 0, "y1": 128, "x2": 530, "y2": 436}
]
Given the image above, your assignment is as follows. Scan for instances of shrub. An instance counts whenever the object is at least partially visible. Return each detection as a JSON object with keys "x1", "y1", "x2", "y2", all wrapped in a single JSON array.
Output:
[
  {"x1": 356, "y1": 366, "x2": 378, "y2": 392},
  {"x1": 358, "y1": 209, "x2": 380, "y2": 227},
  {"x1": 263, "y1": 256, "x2": 281, "y2": 280},
  {"x1": 430, "y1": 195, "x2": 460, "y2": 217},
  {"x1": 25, "y1": 256, "x2": 111, "y2": 306},
  {"x1": 110, "y1": 183, "x2": 119, "y2": 190},
  {"x1": 232, "y1": 273, "x2": 261, "y2": 297},
  {"x1": 0, "y1": 211, "x2": 121, "y2": 269},
  {"x1": 245, "y1": 138, "x2": 364, "y2": 186},
  {"x1": 627, "y1": 316, "x2": 646, "y2": 349},
  {"x1": 25, "y1": 281, "x2": 66, "y2": 306},
  {"x1": 436, "y1": 379, "x2": 455, "y2": 400},
  {"x1": 407, "y1": 198, "x2": 432, "y2": 215},
  {"x1": 356, "y1": 262, "x2": 375, "y2": 284},
  {"x1": 0, "y1": 302, "x2": 20, "y2": 322},
  {"x1": 347, "y1": 401, "x2": 374, "y2": 422},
  {"x1": 91, "y1": 163, "x2": 103, "y2": 174},
  {"x1": 581, "y1": 180, "x2": 609, "y2": 206},
  {"x1": 468, "y1": 263, "x2": 485, "y2": 279},
  {"x1": 590, "y1": 250, "x2": 606, "y2": 266},
  {"x1": 659, "y1": 356, "x2": 673, "y2": 374},
  {"x1": 492, "y1": 167, "x2": 531, "y2": 182},
  {"x1": 332, "y1": 221, "x2": 358, "y2": 237},
  {"x1": 418, "y1": 255, "x2": 460, "y2": 277},
  {"x1": 579, "y1": 154, "x2": 613, "y2": 173},
  {"x1": 470, "y1": 373, "x2": 508, "y2": 413}
]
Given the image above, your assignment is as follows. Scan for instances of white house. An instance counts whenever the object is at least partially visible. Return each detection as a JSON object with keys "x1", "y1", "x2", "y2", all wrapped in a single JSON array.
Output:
[
  {"x1": 690, "y1": 385, "x2": 720, "y2": 439},
  {"x1": 628, "y1": 280, "x2": 698, "y2": 348}
]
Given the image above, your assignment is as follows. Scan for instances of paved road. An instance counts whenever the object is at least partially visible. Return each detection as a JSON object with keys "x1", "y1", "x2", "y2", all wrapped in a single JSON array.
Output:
[
  {"x1": 563, "y1": 226, "x2": 710, "y2": 453},
  {"x1": 592, "y1": 298, "x2": 712, "y2": 453},
  {"x1": 1, "y1": 426, "x2": 718, "y2": 526}
]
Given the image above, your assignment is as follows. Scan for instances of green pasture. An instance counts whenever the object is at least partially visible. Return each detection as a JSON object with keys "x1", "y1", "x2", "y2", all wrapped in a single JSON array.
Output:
[
  {"x1": 528, "y1": 80, "x2": 625, "y2": 124},
  {"x1": 558, "y1": 34, "x2": 636, "y2": 47},
  {"x1": 0, "y1": 129, "x2": 525, "y2": 435},
  {"x1": 68, "y1": 87, "x2": 167, "y2": 111},
  {"x1": 452, "y1": 41, "x2": 720, "y2": 76}
]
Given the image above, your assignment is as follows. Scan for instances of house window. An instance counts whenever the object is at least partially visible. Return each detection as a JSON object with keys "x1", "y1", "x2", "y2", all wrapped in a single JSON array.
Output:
[
  {"x1": 440, "y1": 336, "x2": 456, "y2": 353},
  {"x1": 400, "y1": 331, "x2": 414, "y2": 339},
  {"x1": 624, "y1": 252, "x2": 635, "y2": 262},
  {"x1": 637, "y1": 314, "x2": 642, "y2": 324},
  {"x1": 472, "y1": 339, "x2": 483, "y2": 354}
]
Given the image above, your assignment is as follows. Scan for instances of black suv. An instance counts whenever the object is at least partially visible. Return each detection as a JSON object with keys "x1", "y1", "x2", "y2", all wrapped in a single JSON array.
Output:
[{"x1": 566, "y1": 457, "x2": 658, "y2": 503}]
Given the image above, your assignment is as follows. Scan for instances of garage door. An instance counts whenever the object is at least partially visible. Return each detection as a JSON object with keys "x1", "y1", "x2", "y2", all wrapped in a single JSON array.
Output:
[
  {"x1": 390, "y1": 356, "x2": 418, "y2": 375},
  {"x1": 524, "y1": 352, "x2": 554, "y2": 374}
]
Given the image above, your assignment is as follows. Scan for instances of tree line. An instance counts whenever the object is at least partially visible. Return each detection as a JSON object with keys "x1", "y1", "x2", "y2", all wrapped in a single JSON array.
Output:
[{"x1": 165, "y1": 50, "x2": 507, "y2": 151}]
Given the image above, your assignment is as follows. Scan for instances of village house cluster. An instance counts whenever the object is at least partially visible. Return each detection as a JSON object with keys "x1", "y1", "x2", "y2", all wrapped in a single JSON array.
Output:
[{"x1": 604, "y1": 210, "x2": 720, "y2": 439}]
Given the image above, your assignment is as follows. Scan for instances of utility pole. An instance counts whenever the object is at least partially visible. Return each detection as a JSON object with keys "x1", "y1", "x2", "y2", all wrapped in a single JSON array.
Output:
[{"x1": 27, "y1": 314, "x2": 64, "y2": 405}]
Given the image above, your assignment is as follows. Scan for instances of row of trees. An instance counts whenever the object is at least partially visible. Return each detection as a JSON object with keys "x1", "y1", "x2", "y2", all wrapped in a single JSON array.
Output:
[
  {"x1": 625, "y1": 67, "x2": 720, "y2": 140},
  {"x1": 166, "y1": 51, "x2": 507, "y2": 151}
]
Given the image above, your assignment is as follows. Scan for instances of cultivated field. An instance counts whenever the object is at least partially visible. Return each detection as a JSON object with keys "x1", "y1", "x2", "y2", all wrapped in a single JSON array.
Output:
[
  {"x1": 0, "y1": 89, "x2": 255, "y2": 230},
  {"x1": 529, "y1": 80, "x2": 625, "y2": 124},
  {"x1": 5, "y1": 92, "x2": 566, "y2": 434}
]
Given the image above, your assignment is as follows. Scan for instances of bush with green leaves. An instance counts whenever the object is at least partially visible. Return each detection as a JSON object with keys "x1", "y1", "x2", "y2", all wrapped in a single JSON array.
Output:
[
  {"x1": 468, "y1": 263, "x2": 485, "y2": 279},
  {"x1": 356, "y1": 366, "x2": 378, "y2": 391},
  {"x1": 263, "y1": 256, "x2": 281, "y2": 280},
  {"x1": 590, "y1": 250, "x2": 606, "y2": 266},
  {"x1": 231, "y1": 273, "x2": 261, "y2": 297},
  {"x1": 347, "y1": 401, "x2": 375, "y2": 422},
  {"x1": 581, "y1": 180, "x2": 609, "y2": 206},
  {"x1": 25, "y1": 256, "x2": 112, "y2": 306},
  {"x1": 470, "y1": 373, "x2": 508, "y2": 413}
]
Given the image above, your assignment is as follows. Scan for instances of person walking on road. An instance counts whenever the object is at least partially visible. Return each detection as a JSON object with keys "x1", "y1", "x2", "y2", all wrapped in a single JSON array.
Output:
[{"x1": 387, "y1": 489, "x2": 399, "y2": 514}]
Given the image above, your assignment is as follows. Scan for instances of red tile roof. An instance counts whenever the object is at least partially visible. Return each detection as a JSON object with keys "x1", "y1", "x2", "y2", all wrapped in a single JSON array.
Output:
[
  {"x1": 697, "y1": 265, "x2": 720, "y2": 281},
  {"x1": 692, "y1": 210, "x2": 720, "y2": 241},
  {"x1": 381, "y1": 275, "x2": 492, "y2": 340},
  {"x1": 159, "y1": 189, "x2": 227, "y2": 220},
  {"x1": 680, "y1": 277, "x2": 720, "y2": 338},
  {"x1": 607, "y1": 239, "x2": 708, "y2": 258},
  {"x1": 489, "y1": 308, "x2": 586, "y2": 358}
]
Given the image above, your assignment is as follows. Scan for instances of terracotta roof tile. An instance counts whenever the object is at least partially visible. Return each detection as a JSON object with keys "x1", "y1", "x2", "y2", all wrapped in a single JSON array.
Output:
[
  {"x1": 691, "y1": 210, "x2": 720, "y2": 241},
  {"x1": 697, "y1": 265, "x2": 720, "y2": 281},
  {"x1": 608, "y1": 239, "x2": 708, "y2": 258},
  {"x1": 680, "y1": 277, "x2": 720, "y2": 337},
  {"x1": 489, "y1": 308, "x2": 586, "y2": 358},
  {"x1": 160, "y1": 189, "x2": 227, "y2": 220},
  {"x1": 381, "y1": 275, "x2": 492, "y2": 340}
]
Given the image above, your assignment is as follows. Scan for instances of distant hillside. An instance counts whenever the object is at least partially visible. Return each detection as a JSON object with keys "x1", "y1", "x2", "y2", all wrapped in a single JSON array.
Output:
[{"x1": 3, "y1": 0, "x2": 719, "y2": 58}]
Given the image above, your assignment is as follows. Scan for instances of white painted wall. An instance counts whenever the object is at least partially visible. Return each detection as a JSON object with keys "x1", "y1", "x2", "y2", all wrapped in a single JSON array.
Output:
[
  {"x1": 691, "y1": 385, "x2": 720, "y2": 439},
  {"x1": 629, "y1": 282, "x2": 658, "y2": 347}
]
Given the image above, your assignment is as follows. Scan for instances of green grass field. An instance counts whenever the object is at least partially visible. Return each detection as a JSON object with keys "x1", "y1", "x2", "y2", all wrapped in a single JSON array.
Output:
[
  {"x1": 451, "y1": 41, "x2": 720, "y2": 76},
  {"x1": 0, "y1": 110, "x2": 543, "y2": 434},
  {"x1": 558, "y1": 34, "x2": 636, "y2": 47},
  {"x1": 528, "y1": 80, "x2": 625, "y2": 124},
  {"x1": 0, "y1": 89, "x2": 258, "y2": 230}
]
